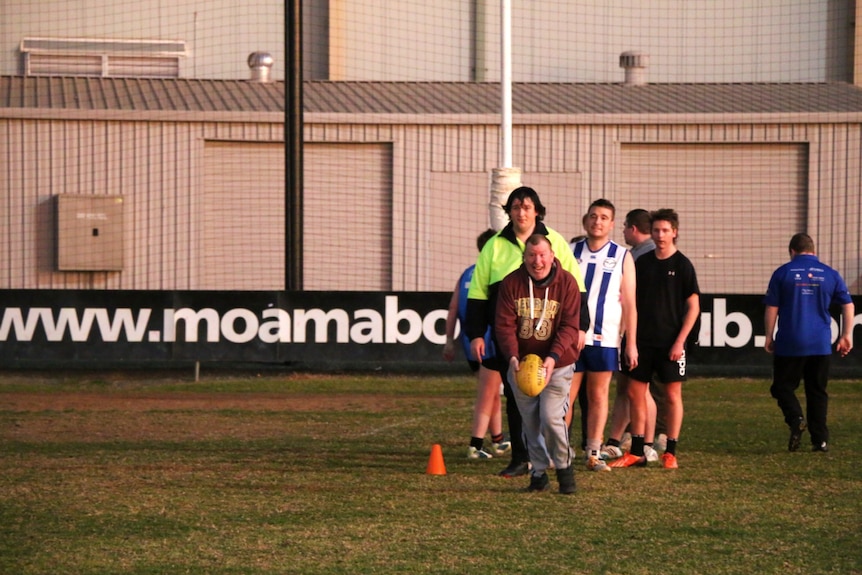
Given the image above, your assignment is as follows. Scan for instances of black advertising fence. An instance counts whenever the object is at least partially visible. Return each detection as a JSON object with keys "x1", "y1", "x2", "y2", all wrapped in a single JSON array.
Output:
[
  {"x1": 0, "y1": 290, "x2": 860, "y2": 376},
  {"x1": 0, "y1": 290, "x2": 448, "y2": 368}
]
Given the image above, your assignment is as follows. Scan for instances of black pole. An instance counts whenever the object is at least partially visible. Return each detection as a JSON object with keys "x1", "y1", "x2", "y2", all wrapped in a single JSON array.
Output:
[{"x1": 285, "y1": 0, "x2": 303, "y2": 290}]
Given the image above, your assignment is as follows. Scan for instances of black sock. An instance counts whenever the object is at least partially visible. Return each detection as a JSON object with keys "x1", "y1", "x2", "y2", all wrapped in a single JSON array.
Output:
[
  {"x1": 666, "y1": 438, "x2": 678, "y2": 455},
  {"x1": 491, "y1": 433, "x2": 504, "y2": 444},
  {"x1": 470, "y1": 437, "x2": 484, "y2": 450},
  {"x1": 607, "y1": 438, "x2": 621, "y2": 448},
  {"x1": 631, "y1": 435, "x2": 645, "y2": 457}
]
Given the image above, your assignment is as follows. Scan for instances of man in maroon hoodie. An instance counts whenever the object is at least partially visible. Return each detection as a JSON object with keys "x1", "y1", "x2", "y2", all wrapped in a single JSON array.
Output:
[{"x1": 495, "y1": 234, "x2": 582, "y2": 494}]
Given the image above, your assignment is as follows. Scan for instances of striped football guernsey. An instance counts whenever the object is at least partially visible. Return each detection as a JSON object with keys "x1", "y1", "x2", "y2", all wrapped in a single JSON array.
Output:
[{"x1": 572, "y1": 239, "x2": 627, "y2": 348}]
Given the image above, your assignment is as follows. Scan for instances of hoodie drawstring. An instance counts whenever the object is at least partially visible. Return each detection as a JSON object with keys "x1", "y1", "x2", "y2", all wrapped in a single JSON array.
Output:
[{"x1": 528, "y1": 276, "x2": 549, "y2": 333}]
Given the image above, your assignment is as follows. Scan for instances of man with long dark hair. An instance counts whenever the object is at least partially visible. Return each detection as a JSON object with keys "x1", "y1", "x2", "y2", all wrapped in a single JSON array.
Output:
[{"x1": 465, "y1": 186, "x2": 586, "y2": 478}]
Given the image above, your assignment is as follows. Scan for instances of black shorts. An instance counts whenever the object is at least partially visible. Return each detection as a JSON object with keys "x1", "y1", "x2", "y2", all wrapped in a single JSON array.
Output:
[
  {"x1": 481, "y1": 355, "x2": 508, "y2": 373},
  {"x1": 622, "y1": 346, "x2": 688, "y2": 383}
]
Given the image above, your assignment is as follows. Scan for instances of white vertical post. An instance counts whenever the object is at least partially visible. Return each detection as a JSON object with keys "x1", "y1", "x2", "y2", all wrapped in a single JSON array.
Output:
[
  {"x1": 488, "y1": 0, "x2": 521, "y2": 231},
  {"x1": 501, "y1": 0, "x2": 512, "y2": 168}
]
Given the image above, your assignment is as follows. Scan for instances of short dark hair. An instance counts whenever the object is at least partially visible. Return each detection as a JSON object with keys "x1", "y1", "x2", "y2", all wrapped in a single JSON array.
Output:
[
  {"x1": 477, "y1": 228, "x2": 496, "y2": 252},
  {"x1": 625, "y1": 209, "x2": 651, "y2": 234},
  {"x1": 588, "y1": 198, "x2": 616, "y2": 218},
  {"x1": 789, "y1": 233, "x2": 815, "y2": 254},
  {"x1": 503, "y1": 186, "x2": 547, "y2": 221}
]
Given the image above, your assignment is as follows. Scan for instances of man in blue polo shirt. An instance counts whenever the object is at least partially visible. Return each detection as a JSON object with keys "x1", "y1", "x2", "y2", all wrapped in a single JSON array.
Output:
[{"x1": 763, "y1": 233, "x2": 854, "y2": 453}]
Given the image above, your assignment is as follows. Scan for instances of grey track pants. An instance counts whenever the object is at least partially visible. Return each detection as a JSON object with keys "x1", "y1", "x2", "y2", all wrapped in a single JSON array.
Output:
[{"x1": 509, "y1": 363, "x2": 575, "y2": 475}]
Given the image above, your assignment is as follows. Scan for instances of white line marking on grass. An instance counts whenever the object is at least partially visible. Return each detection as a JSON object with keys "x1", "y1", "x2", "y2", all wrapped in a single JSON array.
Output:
[{"x1": 356, "y1": 417, "x2": 423, "y2": 437}]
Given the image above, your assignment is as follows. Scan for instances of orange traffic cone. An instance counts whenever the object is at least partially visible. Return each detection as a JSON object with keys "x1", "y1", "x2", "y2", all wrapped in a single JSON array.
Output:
[{"x1": 426, "y1": 443, "x2": 447, "y2": 475}]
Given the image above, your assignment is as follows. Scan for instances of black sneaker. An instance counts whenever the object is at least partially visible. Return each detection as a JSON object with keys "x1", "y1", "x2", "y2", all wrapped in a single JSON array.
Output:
[
  {"x1": 556, "y1": 466, "x2": 576, "y2": 495},
  {"x1": 498, "y1": 460, "x2": 531, "y2": 478},
  {"x1": 788, "y1": 418, "x2": 807, "y2": 452},
  {"x1": 812, "y1": 442, "x2": 829, "y2": 452},
  {"x1": 525, "y1": 472, "x2": 550, "y2": 492}
]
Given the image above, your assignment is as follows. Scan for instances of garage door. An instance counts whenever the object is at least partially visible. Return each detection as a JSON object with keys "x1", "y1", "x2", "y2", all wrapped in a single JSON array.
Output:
[
  {"x1": 304, "y1": 143, "x2": 393, "y2": 291},
  {"x1": 619, "y1": 143, "x2": 807, "y2": 294},
  {"x1": 202, "y1": 141, "x2": 285, "y2": 290}
]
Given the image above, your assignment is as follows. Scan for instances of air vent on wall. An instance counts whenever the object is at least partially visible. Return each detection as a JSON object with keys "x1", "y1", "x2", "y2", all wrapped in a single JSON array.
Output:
[{"x1": 20, "y1": 37, "x2": 186, "y2": 78}]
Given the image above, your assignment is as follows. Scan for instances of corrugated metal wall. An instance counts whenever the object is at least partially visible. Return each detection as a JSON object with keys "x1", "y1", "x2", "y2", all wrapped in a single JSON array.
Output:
[
  {"x1": 2, "y1": 117, "x2": 861, "y2": 293},
  {"x1": 0, "y1": 119, "x2": 282, "y2": 290}
]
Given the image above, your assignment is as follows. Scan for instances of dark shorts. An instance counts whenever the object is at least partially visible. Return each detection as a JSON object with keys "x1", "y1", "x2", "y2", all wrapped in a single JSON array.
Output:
[
  {"x1": 467, "y1": 359, "x2": 480, "y2": 373},
  {"x1": 481, "y1": 355, "x2": 508, "y2": 373},
  {"x1": 622, "y1": 346, "x2": 688, "y2": 383},
  {"x1": 574, "y1": 345, "x2": 619, "y2": 373}
]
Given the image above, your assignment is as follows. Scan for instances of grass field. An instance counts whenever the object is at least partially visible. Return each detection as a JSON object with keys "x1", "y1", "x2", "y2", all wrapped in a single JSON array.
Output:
[{"x1": 0, "y1": 371, "x2": 860, "y2": 574}]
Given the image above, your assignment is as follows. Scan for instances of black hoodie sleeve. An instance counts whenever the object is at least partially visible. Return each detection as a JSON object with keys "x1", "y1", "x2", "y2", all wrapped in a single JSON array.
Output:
[{"x1": 465, "y1": 298, "x2": 490, "y2": 342}]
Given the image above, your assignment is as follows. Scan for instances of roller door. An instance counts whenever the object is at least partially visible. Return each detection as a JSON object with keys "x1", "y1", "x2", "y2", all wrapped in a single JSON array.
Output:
[{"x1": 619, "y1": 143, "x2": 807, "y2": 294}]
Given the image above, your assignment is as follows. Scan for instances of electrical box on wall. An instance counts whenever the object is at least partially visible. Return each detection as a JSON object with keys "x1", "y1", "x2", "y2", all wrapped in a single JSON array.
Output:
[{"x1": 56, "y1": 195, "x2": 124, "y2": 271}]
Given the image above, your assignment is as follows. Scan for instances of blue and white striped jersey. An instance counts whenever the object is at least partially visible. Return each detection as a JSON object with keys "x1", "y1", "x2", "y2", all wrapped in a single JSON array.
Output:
[{"x1": 572, "y1": 239, "x2": 628, "y2": 348}]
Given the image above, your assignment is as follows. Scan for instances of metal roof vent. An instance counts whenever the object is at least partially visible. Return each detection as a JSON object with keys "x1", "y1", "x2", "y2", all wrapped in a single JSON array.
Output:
[
  {"x1": 619, "y1": 51, "x2": 649, "y2": 86},
  {"x1": 248, "y1": 52, "x2": 274, "y2": 82}
]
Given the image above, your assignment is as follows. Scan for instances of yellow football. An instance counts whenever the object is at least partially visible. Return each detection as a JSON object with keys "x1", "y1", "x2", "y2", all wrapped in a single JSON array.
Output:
[{"x1": 515, "y1": 354, "x2": 547, "y2": 397}]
